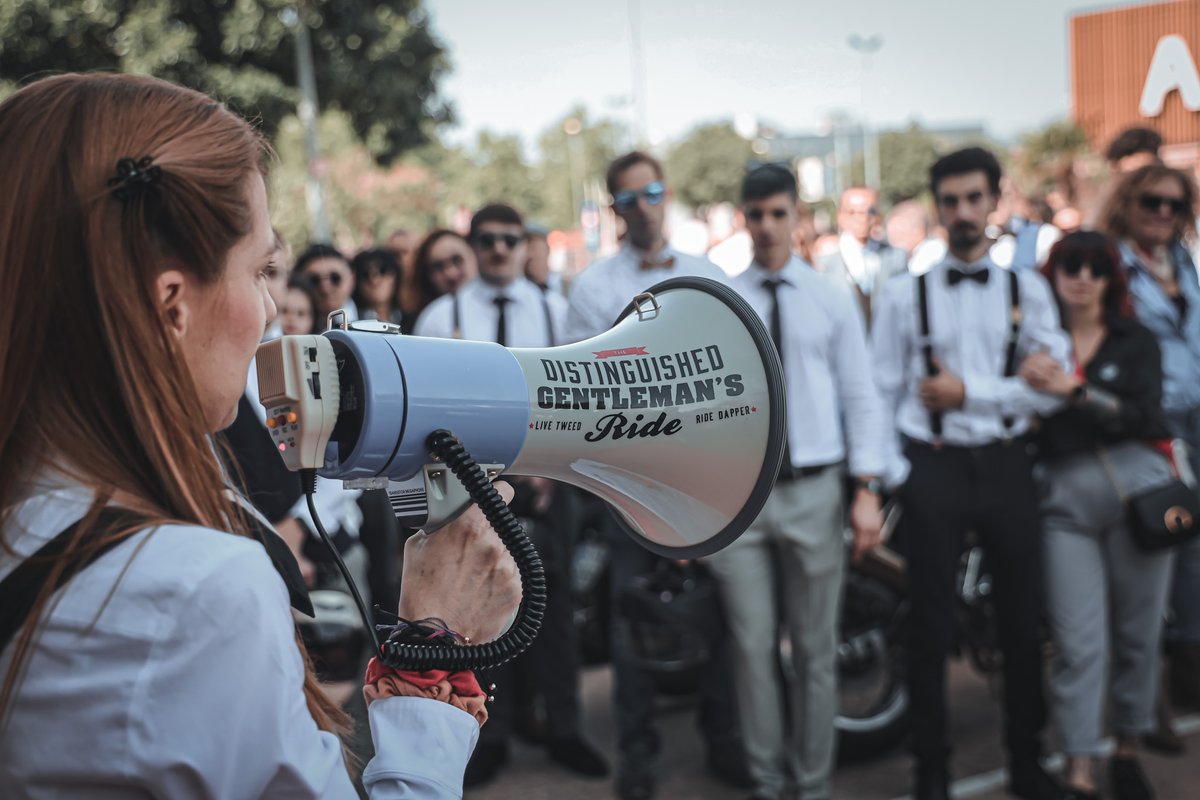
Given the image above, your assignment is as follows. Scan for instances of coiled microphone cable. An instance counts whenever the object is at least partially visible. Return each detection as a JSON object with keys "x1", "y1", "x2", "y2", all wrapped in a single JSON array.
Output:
[{"x1": 301, "y1": 428, "x2": 546, "y2": 672}]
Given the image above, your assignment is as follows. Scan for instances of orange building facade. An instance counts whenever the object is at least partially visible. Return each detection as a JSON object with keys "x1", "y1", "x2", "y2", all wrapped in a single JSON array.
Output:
[{"x1": 1072, "y1": 0, "x2": 1200, "y2": 165}]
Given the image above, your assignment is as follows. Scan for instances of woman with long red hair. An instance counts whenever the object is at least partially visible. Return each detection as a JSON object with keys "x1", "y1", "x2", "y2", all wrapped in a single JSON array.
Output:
[{"x1": 0, "y1": 73, "x2": 520, "y2": 797}]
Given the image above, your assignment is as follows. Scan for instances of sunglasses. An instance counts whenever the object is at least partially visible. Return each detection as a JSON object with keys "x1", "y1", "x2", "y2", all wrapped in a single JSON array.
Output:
[
  {"x1": 745, "y1": 207, "x2": 791, "y2": 222},
  {"x1": 429, "y1": 252, "x2": 466, "y2": 273},
  {"x1": 476, "y1": 232, "x2": 522, "y2": 250},
  {"x1": 1138, "y1": 193, "x2": 1188, "y2": 215},
  {"x1": 1060, "y1": 261, "x2": 1112, "y2": 279},
  {"x1": 358, "y1": 263, "x2": 397, "y2": 280},
  {"x1": 613, "y1": 181, "x2": 666, "y2": 211},
  {"x1": 306, "y1": 271, "x2": 343, "y2": 288}
]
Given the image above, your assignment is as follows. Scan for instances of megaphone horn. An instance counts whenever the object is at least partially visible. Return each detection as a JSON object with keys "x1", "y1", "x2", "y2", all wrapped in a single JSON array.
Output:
[{"x1": 256, "y1": 277, "x2": 787, "y2": 558}]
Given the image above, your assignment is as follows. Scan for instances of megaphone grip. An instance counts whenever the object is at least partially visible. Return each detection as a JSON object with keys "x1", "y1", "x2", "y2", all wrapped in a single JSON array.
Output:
[{"x1": 379, "y1": 430, "x2": 547, "y2": 672}]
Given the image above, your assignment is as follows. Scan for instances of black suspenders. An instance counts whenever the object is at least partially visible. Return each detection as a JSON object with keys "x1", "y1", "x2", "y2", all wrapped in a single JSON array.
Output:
[{"x1": 916, "y1": 269, "x2": 1022, "y2": 446}]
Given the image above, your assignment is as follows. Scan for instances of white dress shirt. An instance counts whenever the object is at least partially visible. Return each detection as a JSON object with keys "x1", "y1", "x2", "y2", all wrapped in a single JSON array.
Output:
[
  {"x1": 414, "y1": 276, "x2": 567, "y2": 346},
  {"x1": 870, "y1": 254, "x2": 1070, "y2": 485},
  {"x1": 563, "y1": 243, "x2": 728, "y2": 344},
  {"x1": 0, "y1": 476, "x2": 478, "y2": 798},
  {"x1": 735, "y1": 256, "x2": 886, "y2": 477}
]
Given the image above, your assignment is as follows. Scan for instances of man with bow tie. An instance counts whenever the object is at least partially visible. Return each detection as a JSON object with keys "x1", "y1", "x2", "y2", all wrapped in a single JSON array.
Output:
[
  {"x1": 871, "y1": 148, "x2": 1071, "y2": 800},
  {"x1": 564, "y1": 152, "x2": 748, "y2": 800}
]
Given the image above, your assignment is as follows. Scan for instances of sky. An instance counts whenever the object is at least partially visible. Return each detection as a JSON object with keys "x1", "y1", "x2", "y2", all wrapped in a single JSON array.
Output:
[{"x1": 424, "y1": 0, "x2": 1126, "y2": 151}]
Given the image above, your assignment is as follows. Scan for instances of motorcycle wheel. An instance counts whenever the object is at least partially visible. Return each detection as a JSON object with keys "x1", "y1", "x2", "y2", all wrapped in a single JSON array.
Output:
[{"x1": 835, "y1": 568, "x2": 912, "y2": 762}]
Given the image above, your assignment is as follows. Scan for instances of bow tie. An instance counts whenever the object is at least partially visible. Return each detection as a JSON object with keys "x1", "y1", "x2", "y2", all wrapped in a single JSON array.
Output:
[
  {"x1": 947, "y1": 266, "x2": 990, "y2": 287},
  {"x1": 639, "y1": 254, "x2": 676, "y2": 271}
]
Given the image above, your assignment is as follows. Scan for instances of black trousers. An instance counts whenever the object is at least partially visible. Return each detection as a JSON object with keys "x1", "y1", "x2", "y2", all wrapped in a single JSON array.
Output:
[
  {"x1": 897, "y1": 438, "x2": 1047, "y2": 766},
  {"x1": 478, "y1": 486, "x2": 583, "y2": 744}
]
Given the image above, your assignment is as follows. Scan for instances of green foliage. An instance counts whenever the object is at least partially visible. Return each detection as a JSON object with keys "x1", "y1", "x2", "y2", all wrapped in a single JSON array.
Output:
[
  {"x1": 534, "y1": 106, "x2": 623, "y2": 229},
  {"x1": 1016, "y1": 119, "x2": 1091, "y2": 192},
  {"x1": 877, "y1": 124, "x2": 940, "y2": 203},
  {"x1": 0, "y1": 0, "x2": 452, "y2": 164},
  {"x1": 664, "y1": 121, "x2": 754, "y2": 209}
]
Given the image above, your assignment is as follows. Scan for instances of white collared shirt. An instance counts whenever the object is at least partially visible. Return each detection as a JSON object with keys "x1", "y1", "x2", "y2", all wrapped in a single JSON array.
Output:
[
  {"x1": 563, "y1": 243, "x2": 728, "y2": 343},
  {"x1": 734, "y1": 255, "x2": 886, "y2": 476},
  {"x1": 870, "y1": 254, "x2": 1070, "y2": 485},
  {"x1": 414, "y1": 276, "x2": 567, "y2": 347},
  {"x1": 0, "y1": 477, "x2": 478, "y2": 799}
]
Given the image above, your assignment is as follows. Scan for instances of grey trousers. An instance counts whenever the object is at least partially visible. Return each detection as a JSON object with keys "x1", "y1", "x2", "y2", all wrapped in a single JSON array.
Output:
[
  {"x1": 1038, "y1": 443, "x2": 1176, "y2": 755},
  {"x1": 705, "y1": 467, "x2": 845, "y2": 800}
]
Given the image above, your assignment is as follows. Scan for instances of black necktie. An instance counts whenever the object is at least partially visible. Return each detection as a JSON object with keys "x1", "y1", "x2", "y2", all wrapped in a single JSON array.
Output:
[
  {"x1": 947, "y1": 266, "x2": 990, "y2": 287},
  {"x1": 494, "y1": 295, "x2": 511, "y2": 346},
  {"x1": 763, "y1": 278, "x2": 794, "y2": 481}
]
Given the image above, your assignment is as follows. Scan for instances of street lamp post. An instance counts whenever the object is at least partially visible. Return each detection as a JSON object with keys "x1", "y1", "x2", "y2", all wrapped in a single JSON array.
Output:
[
  {"x1": 282, "y1": 4, "x2": 331, "y2": 242},
  {"x1": 848, "y1": 33, "x2": 883, "y2": 190},
  {"x1": 563, "y1": 117, "x2": 584, "y2": 229}
]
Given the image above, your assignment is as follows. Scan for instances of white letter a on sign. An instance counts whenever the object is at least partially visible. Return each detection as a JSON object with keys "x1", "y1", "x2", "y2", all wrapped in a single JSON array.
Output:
[{"x1": 1140, "y1": 35, "x2": 1200, "y2": 117}]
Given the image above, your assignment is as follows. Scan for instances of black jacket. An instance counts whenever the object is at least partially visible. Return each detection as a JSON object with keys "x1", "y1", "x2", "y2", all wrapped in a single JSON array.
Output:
[{"x1": 1036, "y1": 315, "x2": 1170, "y2": 459}]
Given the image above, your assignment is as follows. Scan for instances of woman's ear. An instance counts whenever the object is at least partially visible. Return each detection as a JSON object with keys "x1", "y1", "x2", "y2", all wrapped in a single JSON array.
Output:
[{"x1": 156, "y1": 269, "x2": 189, "y2": 339}]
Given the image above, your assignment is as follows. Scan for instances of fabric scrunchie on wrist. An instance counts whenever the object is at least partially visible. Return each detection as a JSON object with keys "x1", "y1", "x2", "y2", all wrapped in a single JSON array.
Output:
[{"x1": 362, "y1": 657, "x2": 489, "y2": 726}]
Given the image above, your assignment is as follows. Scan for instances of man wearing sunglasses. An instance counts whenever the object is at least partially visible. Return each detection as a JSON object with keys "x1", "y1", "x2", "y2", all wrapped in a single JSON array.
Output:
[
  {"x1": 564, "y1": 152, "x2": 749, "y2": 800},
  {"x1": 704, "y1": 163, "x2": 885, "y2": 800},
  {"x1": 871, "y1": 148, "x2": 1071, "y2": 800},
  {"x1": 818, "y1": 186, "x2": 908, "y2": 324},
  {"x1": 295, "y1": 243, "x2": 357, "y2": 324}
]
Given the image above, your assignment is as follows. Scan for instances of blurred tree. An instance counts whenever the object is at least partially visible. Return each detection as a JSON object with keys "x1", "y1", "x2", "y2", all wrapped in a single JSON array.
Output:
[
  {"x1": 850, "y1": 123, "x2": 940, "y2": 204},
  {"x1": 0, "y1": 0, "x2": 452, "y2": 164},
  {"x1": 1015, "y1": 119, "x2": 1091, "y2": 193},
  {"x1": 665, "y1": 121, "x2": 753, "y2": 209},
  {"x1": 535, "y1": 106, "x2": 624, "y2": 229}
]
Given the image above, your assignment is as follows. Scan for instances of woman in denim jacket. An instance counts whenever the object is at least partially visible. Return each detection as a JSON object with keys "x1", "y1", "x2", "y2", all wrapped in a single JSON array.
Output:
[{"x1": 1101, "y1": 164, "x2": 1200, "y2": 747}]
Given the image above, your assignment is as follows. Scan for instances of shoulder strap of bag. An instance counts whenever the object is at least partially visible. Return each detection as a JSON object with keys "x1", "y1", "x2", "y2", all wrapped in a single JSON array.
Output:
[
  {"x1": 0, "y1": 506, "x2": 314, "y2": 654},
  {"x1": 1001, "y1": 270, "x2": 1022, "y2": 432},
  {"x1": 917, "y1": 272, "x2": 943, "y2": 444},
  {"x1": 0, "y1": 507, "x2": 145, "y2": 654}
]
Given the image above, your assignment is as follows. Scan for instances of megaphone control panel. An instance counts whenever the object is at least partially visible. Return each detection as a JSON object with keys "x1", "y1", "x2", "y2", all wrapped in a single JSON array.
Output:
[{"x1": 255, "y1": 335, "x2": 340, "y2": 471}]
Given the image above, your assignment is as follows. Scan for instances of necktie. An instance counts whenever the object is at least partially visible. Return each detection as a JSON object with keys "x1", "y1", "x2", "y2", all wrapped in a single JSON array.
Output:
[
  {"x1": 494, "y1": 295, "x2": 511, "y2": 346},
  {"x1": 763, "y1": 278, "x2": 794, "y2": 481},
  {"x1": 947, "y1": 266, "x2": 990, "y2": 287},
  {"x1": 639, "y1": 254, "x2": 677, "y2": 270}
]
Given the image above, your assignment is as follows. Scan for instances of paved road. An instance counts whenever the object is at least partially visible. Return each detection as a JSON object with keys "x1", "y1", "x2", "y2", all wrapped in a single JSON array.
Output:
[{"x1": 468, "y1": 662, "x2": 1200, "y2": 800}]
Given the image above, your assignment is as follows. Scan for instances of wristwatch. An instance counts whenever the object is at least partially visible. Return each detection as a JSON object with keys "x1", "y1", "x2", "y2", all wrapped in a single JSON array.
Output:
[{"x1": 855, "y1": 477, "x2": 884, "y2": 495}]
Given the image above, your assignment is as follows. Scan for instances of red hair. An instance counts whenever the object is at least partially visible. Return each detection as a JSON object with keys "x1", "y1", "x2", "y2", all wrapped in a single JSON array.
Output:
[{"x1": 1040, "y1": 231, "x2": 1134, "y2": 320}]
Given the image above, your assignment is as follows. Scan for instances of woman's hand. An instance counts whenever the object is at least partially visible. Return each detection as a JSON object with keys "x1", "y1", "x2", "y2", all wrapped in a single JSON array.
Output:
[
  {"x1": 1018, "y1": 351, "x2": 1079, "y2": 397},
  {"x1": 398, "y1": 481, "x2": 522, "y2": 644}
]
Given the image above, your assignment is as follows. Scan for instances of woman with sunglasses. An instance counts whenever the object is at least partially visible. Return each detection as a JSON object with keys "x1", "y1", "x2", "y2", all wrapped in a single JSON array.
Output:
[
  {"x1": 296, "y1": 243, "x2": 358, "y2": 325},
  {"x1": 0, "y1": 73, "x2": 521, "y2": 797},
  {"x1": 351, "y1": 247, "x2": 405, "y2": 327},
  {"x1": 1101, "y1": 164, "x2": 1200, "y2": 749},
  {"x1": 402, "y1": 230, "x2": 478, "y2": 335},
  {"x1": 1019, "y1": 232, "x2": 1174, "y2": 800}
]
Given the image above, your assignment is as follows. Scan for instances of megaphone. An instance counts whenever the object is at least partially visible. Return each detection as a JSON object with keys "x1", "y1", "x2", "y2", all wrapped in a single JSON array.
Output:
[{"x1": 256, "y1": 277, "x2": 785, "y2": 558}]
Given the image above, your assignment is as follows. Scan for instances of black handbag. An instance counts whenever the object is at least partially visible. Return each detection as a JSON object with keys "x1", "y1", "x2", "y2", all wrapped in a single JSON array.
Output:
[{"x1": 1098, "y1": 446, "x2": 1200, "y2": 552}]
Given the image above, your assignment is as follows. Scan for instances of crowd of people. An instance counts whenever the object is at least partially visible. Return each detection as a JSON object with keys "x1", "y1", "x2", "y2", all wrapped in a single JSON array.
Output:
[{"x1": 2, "y1": 68, "x2": 1199, "y2": 800}]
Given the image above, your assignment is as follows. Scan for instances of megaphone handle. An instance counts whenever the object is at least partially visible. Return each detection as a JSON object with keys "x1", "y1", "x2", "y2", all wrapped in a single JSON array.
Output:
[{"x1": 379, "y1": 429, "x2": 547, "y2": 672}]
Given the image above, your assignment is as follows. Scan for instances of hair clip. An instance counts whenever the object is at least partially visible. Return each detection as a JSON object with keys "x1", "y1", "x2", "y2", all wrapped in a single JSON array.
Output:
[{"x1": 107, "y1": 156, "x2": 162, "y2": 202}]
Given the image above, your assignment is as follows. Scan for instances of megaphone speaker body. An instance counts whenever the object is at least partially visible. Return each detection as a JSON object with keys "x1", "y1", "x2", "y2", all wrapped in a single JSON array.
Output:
[{"x1": 261, "y1": 278, "x2": 785, "y2": 558}]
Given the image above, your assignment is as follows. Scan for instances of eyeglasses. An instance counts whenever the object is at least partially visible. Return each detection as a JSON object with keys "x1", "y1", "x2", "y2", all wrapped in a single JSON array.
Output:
[
  {"x1": 745, "y1": 208, "x2": 791, "y2": 222},
  {"x1": 612, "y1": 181, "x2": 666, "y2": 211},
  {"x1": 306, "y1": 271, "x2": 343, "y2": 288},
  {"x1": 1138, "y1": 193, "x2": 1188, "y2": 215},
  {"x1": 429, "y1": 253, "x2": 466, "y2": 273},
  {"x1": 476, "y1": 232, "x2": 522, "y2": 250}
]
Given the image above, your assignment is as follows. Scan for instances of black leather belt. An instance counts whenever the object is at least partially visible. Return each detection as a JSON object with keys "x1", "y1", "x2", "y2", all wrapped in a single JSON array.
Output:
[
  {"x1": 903, "y1": 434, "x2": 1029, "y2": 455},
  {"x1": 777, "y1": 462, "x2": 838, "y2": 482}
]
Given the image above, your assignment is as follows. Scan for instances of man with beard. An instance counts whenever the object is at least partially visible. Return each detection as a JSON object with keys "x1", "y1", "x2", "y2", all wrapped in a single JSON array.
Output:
[{"x1": 871, "y1": 148, "x2": 1071, "y2": 800}]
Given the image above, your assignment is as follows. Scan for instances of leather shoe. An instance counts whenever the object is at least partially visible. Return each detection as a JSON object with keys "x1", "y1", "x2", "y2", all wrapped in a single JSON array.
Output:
[
  {"x1": 1109, "y1": 756, "x2": 1153, "y2": 800},
  {"x1": 914, "y1": 760, "x2": 951, "y2": 800},
  {"x1": 548, "y1": 734, "x2": 609, "y2": 777},
  {"x1": 616, "y1": 763, "x2": 655, "y2": 800},
  {"x1": 1008, "y1": 759, "x2": 1068, "y2": 800},
  {"x1": 463, "y1": 742, "x2": 508, "y2": 788}
]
